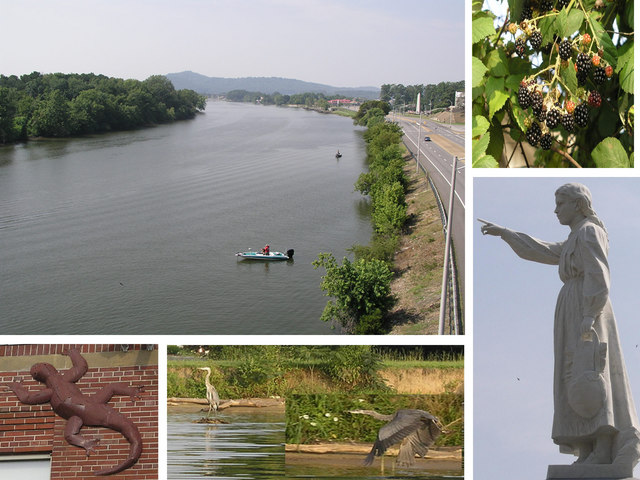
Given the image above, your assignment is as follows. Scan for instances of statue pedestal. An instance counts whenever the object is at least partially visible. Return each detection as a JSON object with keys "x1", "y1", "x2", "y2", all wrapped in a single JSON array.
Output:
[{"x1": 547, "y1": 463, "x2": 637, "y2": 480}]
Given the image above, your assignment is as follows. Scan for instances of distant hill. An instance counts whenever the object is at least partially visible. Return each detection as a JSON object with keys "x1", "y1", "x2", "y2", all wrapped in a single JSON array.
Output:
[{"x1": 165, "y1": 71, "x2": 380, "y2": 99}]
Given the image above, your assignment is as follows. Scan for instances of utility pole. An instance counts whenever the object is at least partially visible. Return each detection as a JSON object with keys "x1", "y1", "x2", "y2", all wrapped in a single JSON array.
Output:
[
  {"x1": 415, "y1": 93, "x2": 422, "y2": 173},
  {"x1": 439, "y1": 156, "x2": 458, "y2": 335}
]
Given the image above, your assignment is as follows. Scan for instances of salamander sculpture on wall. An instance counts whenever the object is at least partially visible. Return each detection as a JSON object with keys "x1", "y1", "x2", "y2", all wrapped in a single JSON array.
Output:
[{"x1": 3, "y1": 348, "x2": 144, "y2": 476}]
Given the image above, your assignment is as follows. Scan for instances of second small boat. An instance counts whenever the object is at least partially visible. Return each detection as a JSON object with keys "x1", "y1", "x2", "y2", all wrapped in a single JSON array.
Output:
[{"x1": 235, "y1": 249, "x2": 294, "y2": 261}]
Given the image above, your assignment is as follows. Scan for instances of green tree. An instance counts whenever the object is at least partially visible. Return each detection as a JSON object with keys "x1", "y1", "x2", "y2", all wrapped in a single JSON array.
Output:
[
  {"x1": 28, "y1": 90, "x2": 70, "y2": 137},
  {"x1": 312, "y1": 253, "x2": 396, "y2": 334}
]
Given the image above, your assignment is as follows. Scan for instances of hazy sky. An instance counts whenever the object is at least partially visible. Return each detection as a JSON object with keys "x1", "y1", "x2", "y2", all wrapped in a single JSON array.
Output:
[
  {"x1": 0, "y1": 0, "x2": 464, "y2": 88},
  {"x1": 474, "y1": 177, "x2": 640, "y2": 480}
]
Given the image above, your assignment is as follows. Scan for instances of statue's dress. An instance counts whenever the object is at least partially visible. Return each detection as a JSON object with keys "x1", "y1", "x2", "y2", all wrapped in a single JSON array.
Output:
[{"x1": 500, "y1": 218, "x2": 640, "y2": 464}]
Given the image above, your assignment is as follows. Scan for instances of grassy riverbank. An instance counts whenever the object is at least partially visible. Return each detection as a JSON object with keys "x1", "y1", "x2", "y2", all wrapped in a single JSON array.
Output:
[{"x1": 387, "y1": 149, "x2": 447, "y2": 334}]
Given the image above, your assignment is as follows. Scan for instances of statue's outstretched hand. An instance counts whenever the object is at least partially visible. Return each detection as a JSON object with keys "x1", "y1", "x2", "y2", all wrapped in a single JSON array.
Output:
[{"x1": 478, "y1": 218, "x2": 505, "y2": 236}]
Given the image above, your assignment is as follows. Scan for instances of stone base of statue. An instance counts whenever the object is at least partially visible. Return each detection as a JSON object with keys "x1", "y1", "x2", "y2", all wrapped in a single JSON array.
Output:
[{"x1": 547, "y1": 463, "x2": 638, "y2": 479}]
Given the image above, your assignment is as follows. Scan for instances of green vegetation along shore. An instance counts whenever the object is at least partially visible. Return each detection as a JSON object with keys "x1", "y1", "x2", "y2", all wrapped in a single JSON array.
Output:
[{"x1": 0, "y1": 72, "x2": 206, "y2": 144}]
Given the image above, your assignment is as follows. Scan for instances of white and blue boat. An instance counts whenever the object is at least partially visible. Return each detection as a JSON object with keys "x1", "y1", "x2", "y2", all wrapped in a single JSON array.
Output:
[{"x1": 235, "y1": 249, "x2": 294, "y2": 261}]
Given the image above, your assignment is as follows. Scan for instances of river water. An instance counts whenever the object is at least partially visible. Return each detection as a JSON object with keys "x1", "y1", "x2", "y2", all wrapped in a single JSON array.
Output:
[{"x1": 0, "y1": 102, "x2": 371, "y2": 334}]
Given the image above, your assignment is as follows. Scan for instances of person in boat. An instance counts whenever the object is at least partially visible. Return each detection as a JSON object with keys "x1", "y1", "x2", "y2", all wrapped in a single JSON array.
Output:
[{"x1": 261, "y1": 244, "x2": 270, "y2": 255}]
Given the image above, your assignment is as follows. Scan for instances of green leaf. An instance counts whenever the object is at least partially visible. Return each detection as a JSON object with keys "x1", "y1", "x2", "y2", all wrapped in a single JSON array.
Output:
[
  {"x1": 507, "y1": 0, "x2": 522, "y2": 23},
  {"x1": 472, "y1": 17, "x2": 496, "y2": 44},
  {"x1": 539, "y1": 16, "x2": 557, "y2": 45},
  {"x1": 472, "y1": 56, "x2": 489, "y2": 88},
  {"x1": 472, "y1": 115, "x2": 490, "y2": 137},
  {"x1": 560, "y1": 59, "x2": 577, "y2": 93},
  {"x1": 485, "y1": 76, "x2": 504, "y2": 105},
  {"x1": 486, "y1": 49, "x2": 509, "y2": 77},
  {"x1": 566, "y1": 9, "x2": 585, "y2": 35},
  {"x1": 591, "y1": 138, "x2": 630, "y2": 168},
  {"x1": 509, "y1": 100, "x2": 527, "y2": 133},
  {"x1": 486, "y1": 120, "x2": 505, "y2": 164},
  {"x1": 489, "y1": 90, "x2": 509, "y2": 118},
  {"x1": 556, "y1": 7, "x2": 568, "y2": 37},
  {"x1": 590, "y1": 12, "x2": 617, "y2": 68},
  {"x1": 473, "y1": 154, "x2": 499, "y2": 168},
  {"x1": 472, "y1": 132, "x2": 491, "y2": 166},
  {"x1": 616, "y1": 44, "x2": 633, "y2": 94}
]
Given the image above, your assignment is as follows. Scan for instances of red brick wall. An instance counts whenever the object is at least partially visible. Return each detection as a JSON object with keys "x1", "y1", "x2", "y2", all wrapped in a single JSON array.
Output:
[{"x1": 0, "y1": 345, "x2": 158, "y2": 479}]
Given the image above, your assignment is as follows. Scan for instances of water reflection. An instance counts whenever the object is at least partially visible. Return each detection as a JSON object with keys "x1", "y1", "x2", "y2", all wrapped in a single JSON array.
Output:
[{"x1": 168, "y1": 409, "x2": 285, "y2": 479}]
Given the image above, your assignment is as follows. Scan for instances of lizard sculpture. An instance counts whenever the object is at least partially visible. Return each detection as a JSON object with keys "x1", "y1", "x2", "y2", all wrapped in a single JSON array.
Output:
[{"x1": 3, "y1": 348, "x2": 144, "y2": 476}]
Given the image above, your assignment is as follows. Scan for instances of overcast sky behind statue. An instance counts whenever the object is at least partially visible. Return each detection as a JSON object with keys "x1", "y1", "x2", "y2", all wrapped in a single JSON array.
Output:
[
  {"x1": 474, "y1": 177, "x2": 640, "y2": 480},
  {"x1": 1, "y1": 0, "x2": 464, "y2": 88}
]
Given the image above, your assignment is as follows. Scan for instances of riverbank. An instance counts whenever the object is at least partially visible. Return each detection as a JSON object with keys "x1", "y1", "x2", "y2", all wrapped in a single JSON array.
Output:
[{"x1": 387, "y1": 151, "x2": 446, "y2": 334}]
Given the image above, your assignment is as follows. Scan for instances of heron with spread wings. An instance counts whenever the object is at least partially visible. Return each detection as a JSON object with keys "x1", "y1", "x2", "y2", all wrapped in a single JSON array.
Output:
[
  {"x1": 349, "y1": 408, "x2": 444, "y2": 470},
  {"x1": 197, "y1": 367, "x2": 220, "y2": 416}
]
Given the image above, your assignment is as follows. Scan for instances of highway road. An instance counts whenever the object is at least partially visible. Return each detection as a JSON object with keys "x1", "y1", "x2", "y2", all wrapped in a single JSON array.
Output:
[{"x1": 394, "y1": 116, "x2": 466, "y2": 300}]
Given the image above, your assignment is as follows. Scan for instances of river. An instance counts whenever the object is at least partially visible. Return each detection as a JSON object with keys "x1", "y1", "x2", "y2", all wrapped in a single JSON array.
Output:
[{"x1": 0, "y1": 101, "x2": 372, "y2": 334}]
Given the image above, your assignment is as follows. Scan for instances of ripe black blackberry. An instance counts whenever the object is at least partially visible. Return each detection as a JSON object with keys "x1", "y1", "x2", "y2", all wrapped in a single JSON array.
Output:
[
  {"x1": 562, "y1": 113, "x2": 575, "y2": 132},
  {"x1": 529, "y1": 31, "x2": 542, "y2": 51},
  {"x1": 540, "y1": 0, "x2": 554, "y2": 10},
  {"x1": 593, "y1": 66, "x2": 606, "y2": 85},
  {"x1": 576, "y1": 53, "x2": 592, "y2": 75},
  {"x1": 520, "y1": 2, "x2": 533, "y2": 21},
  {"x1": 518, "y1": 85, "x2": 531, "y2": 108},
  {"x1": 526, "y1": 122, "x2": 542, "y2": 147},
  {"x1": 558, "y1": 40, "x2": 572, "y2": 61},
  {"x1": 588, "y1": 90, "x2": 602, "y2": 108},
  {"x1": 515, "y1": 37, "x2": 526, "y2": 57},
  {"x1": 546, "y1": 108, "x2": 561, "y2": 129},
  {"x1": 557, "y1": 0, "x2": 570, "y2": 8},
  {"x1": 540, "y1": 133, "x2": 552, "y2": 150},
  {"x1": 577, "y1": 70, "x2": 588, "y2": 86},
  {"x1": 530, "y1": 90, "x2": 543, "y2": 114},
  {"x1": 574, "y1": 103, "x2": 589, "y2": 128}
]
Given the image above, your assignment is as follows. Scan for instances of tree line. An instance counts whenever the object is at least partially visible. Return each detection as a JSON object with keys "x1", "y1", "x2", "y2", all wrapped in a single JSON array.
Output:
[
  {"x1": 380, "y1": 81, "x2": 464, "y2": 111},
  {"x1": 225, "y1": 89, "x2": 351, "y2": 110},
  {"x1": 0, "y1": 72, "x2": 207, "y2": 143}
]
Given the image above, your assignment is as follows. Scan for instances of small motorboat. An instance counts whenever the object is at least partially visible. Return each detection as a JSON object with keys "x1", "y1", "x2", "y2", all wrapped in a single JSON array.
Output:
[
  {"x1": 235, "y1": 249, "x2": 294, "y2": 261},
  {"x1": 335, "y1": 151, "x2": 342, "y2": 158}
]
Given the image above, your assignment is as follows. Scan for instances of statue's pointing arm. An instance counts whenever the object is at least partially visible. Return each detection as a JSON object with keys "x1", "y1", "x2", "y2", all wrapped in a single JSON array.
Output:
[
  {"x1": 4, "y1": 382, "x2": 52, "y2": 404},
  {"x1": 62, "y1": 348, "x2": 89, "y2": 383}
]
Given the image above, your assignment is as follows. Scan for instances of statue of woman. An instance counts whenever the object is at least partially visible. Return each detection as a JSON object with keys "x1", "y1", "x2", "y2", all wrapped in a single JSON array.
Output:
[{"x1": 480, "y1": 183, "x2": 640, "y2": 471}]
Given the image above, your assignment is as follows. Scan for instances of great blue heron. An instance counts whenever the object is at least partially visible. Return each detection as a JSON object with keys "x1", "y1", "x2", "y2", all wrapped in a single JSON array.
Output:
[
  {"x1": 349, "y1": 408, "x2": 443, "y2": 470},
  {"x1": 197, "y1": 367, "x2": 220, "y2": 416}
]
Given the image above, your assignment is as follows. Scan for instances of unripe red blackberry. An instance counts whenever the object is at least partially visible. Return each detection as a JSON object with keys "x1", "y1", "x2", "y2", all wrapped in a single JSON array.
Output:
[
  {"x1": 588, "y1": 90, "x2": 602, "y2": 108},
  {"x1": 515, "y1": 37, "x2": 527, "y2": 57},
  {"x1": 529, "y1": 31, "x2": 542, "y2": 51},
  {"x1": 565, "y1": 100, "x2": 576, "y2": 114},
  {"x1": 605, "y1": 65, "x2": 613, "y2": 77},
  {"x1": 582, "y1": 33, "x2": 592, "y2": 45},
  {"x1": 558, "y1": 40, "x2": 573, "y2": 61},
  {"x1": 591, "y1": 54, "x2": 601, "y2": 66},
  {"x1": 518, "y1": 84, "x2": 532, "y2": 108},
  {"x1": 540, "y1": 133, "x2": 553, "y2": 150},
  {"x1": 526, "y1": 122, "x2": 542, "y2": 147},
  {"x1": 593, "y1": 67, "x2": 606, "y2": 85},
  {"x1": 546, "y1": 108, "x2": 561, "y2": 129},
  {"x1": 562, "y1": 113, "x2": 575, "y2": 132},
  {"x1": 574, "y1": 103, "x2": 589, "y2": 127}
]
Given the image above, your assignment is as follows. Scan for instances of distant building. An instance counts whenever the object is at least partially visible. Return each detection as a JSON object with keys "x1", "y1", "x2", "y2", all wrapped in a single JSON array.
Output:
[
  {"x1": 455, "y1": 91, "x2": 465, "y2": 109},
  {"x1": 328, "y1": 99, "x2": 357, "y2": 106}
]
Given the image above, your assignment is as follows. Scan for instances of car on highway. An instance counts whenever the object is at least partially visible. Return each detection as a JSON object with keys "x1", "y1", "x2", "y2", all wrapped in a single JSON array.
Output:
[{"x1": 424, "y1": 136, "x2": 431, "y2": 141}]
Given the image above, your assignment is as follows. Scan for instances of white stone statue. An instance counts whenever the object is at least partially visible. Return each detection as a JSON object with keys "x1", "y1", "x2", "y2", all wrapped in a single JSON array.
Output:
[{"x1": 480, "y1": 183, "x2": 640, "y2": 478}]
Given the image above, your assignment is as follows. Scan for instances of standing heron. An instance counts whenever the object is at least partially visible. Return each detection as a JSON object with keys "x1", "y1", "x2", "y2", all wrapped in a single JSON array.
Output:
[
  {"x1": 349, "y1": 408, "x2": 443, "y2": 471},
  {"x1": 197, "y1": 367, "x2": 220, "y2": 416}
]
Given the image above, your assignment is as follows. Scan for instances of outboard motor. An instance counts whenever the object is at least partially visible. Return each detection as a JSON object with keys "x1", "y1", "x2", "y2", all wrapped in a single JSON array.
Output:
[{"x1": 286, "y1": 249, "x2": 295, "y2": 259}]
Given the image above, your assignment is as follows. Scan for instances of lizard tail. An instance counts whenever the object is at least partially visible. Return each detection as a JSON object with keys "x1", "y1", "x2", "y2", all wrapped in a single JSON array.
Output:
[{"x1": 94, "y1": 418, "x2": 143, "y2": 476}]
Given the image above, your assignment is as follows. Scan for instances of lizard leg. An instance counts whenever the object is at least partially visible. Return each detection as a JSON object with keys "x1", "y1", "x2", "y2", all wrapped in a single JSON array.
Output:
[
  {"x1": 92, "y1": 383, "x2": 144, "y2": 403},
  {"x1": 65, "y1": 416, "x2": 100, "y2": 456}
]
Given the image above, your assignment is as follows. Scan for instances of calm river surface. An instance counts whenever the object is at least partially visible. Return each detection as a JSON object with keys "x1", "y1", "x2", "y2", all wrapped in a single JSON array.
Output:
[{"x1": 0, "y1": 102, "x2": 371, "y2": 334}]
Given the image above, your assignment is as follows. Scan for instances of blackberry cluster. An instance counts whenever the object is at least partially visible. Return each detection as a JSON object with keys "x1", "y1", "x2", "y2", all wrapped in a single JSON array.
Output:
[
  {"x1": 540, "y1": 133, "x2": 553, "y2": 150},
  {"x1": 529, "y1": 31, "x2": 542, "y2": 51},
  {"x1": 558, "y1": 40, "x2": 573, "y2": 61},
  {"x1": 593, "y1": 67, "x2": 606, "y2": 85},
  {"x1": 526, "y1": 122, "x2": 542, "y2": 147},
  {"x1": 518, "y1": 84, "x2": 532, "y2": 108},
  {"x1": 515, "y1": 37, "x2": 527, "y2": 57},
  {"x1": 562, "y1": 113, "x2": 575, "y2": 132},
  {"x1": 574, "y1": 103, "x2": 589, "y2": 127},
  {"x1": 546, "y1": 108, "x2": 561, "y2": 129}
]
